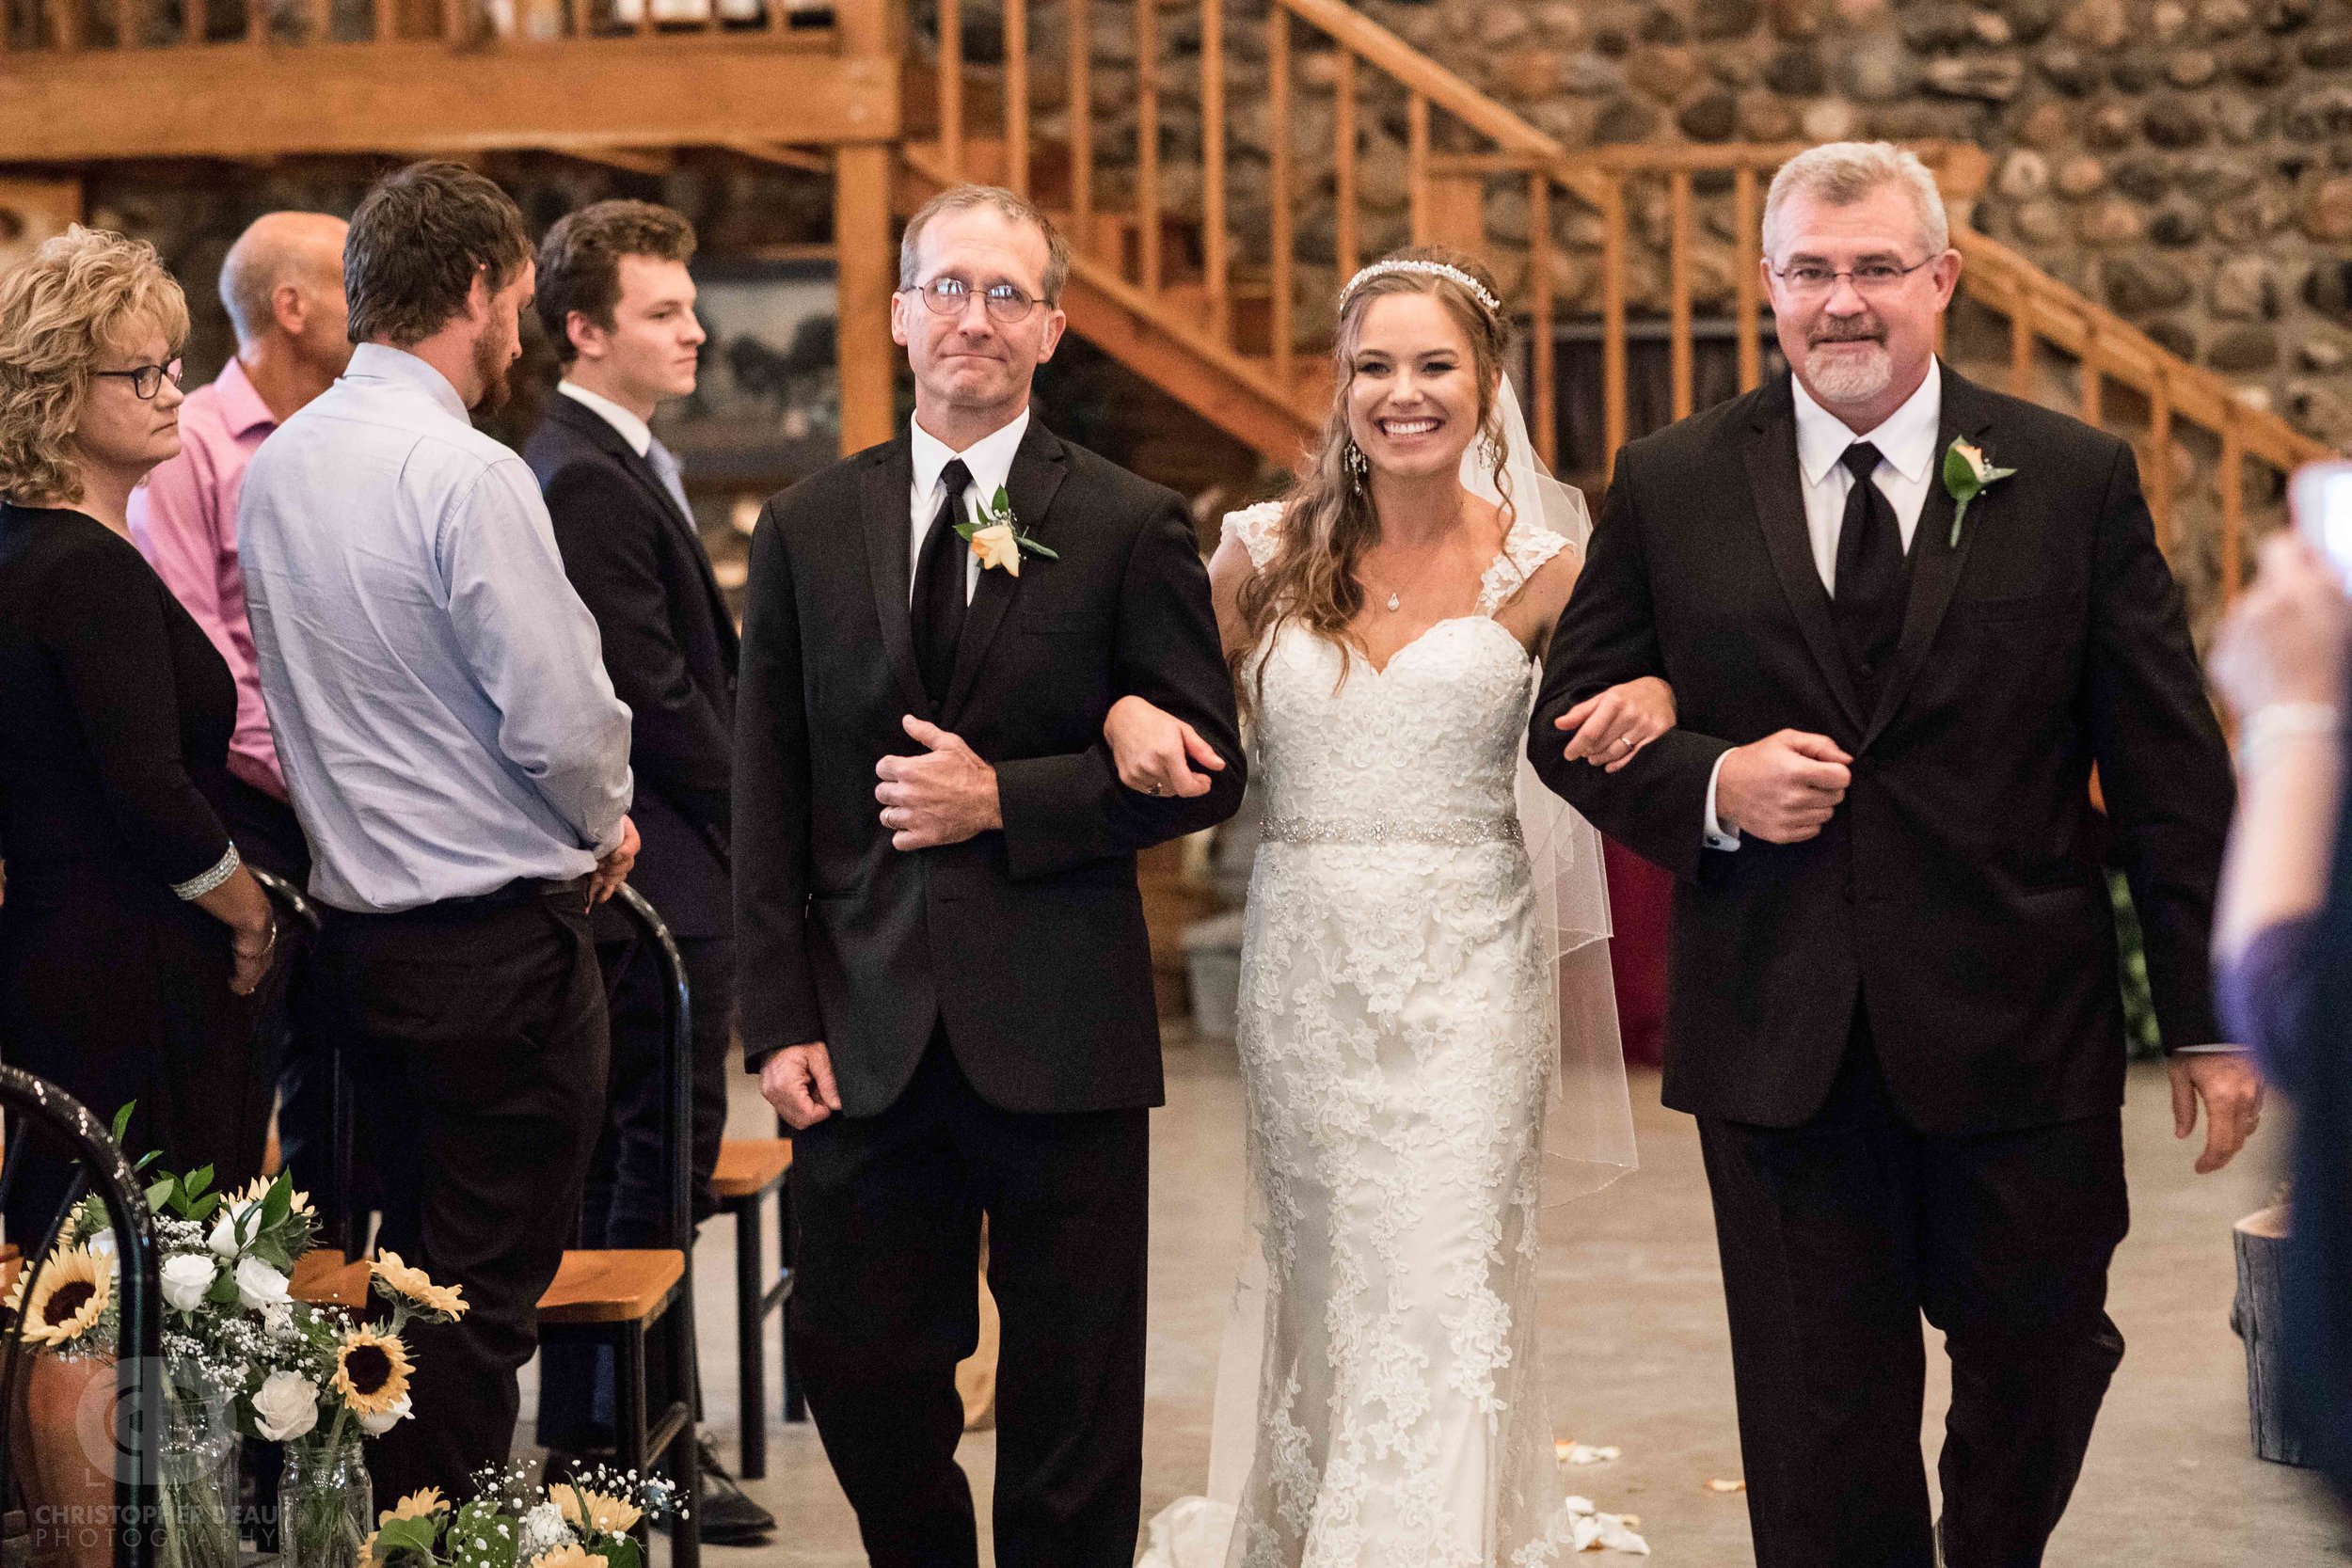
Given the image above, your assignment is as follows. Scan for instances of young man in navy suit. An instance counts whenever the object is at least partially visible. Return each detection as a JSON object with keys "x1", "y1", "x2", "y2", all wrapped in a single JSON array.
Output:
[{"x1": 525, "y1": 200, "x2": 771, "y2": 1543}]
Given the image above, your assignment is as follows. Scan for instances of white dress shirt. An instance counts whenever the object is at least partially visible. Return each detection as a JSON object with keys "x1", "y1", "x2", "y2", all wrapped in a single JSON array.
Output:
[
  {"x1": 240, "y1": 344, "x2": 634, "y2": 912},
  {"x1": 558, "y1": 378, "x2": 652, "y2": 456},
  {"x1": 909, "y1": 407, "x2": 1031, "y2": 607},
  {"x1": 1704, "y1": 360, "x2": 1944, "y2": 849}
]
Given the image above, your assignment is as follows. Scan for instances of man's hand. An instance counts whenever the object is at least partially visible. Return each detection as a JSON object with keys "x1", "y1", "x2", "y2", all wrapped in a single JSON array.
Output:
[
  {"x1": 2170, "y1": 1052, "x2": 2264, "y2": 1175},
  {"x1": 1715, "y1": 730, "x2": 1851, "y2": 844},
  {"x1": 1105, "y1": 694, "x2": 1227, "y2": 798},
  {"x1": 762, "y1": 1042, "x2": 843, "y2": 1130},
  {"x1": 877, "y1": 717, "x2": 1003, "y2": 849},
  {"x1": 590, "y1": 816, "x2": 641, "y2": 905}
]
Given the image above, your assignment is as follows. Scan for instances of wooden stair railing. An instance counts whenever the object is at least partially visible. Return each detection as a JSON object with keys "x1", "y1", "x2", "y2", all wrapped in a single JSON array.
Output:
[{"x1": 906, "y1": 0, "x2": 2327, "y2": 602}]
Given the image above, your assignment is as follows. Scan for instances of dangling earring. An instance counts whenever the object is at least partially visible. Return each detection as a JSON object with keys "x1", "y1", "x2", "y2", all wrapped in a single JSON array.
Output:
[
  {"x1": 1476, "y1": 433, "x2": 1502, "y2": 470},
  {"x1": 1343, "y1": 439, "x2": 1369, "y2": 486}
]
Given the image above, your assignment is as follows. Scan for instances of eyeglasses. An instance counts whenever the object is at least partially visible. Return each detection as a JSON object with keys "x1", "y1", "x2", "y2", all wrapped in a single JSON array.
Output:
[
  {"x1": 1768, "y1": 257, "x2": 1936, "y2": 299},
  {"x1": 904, "y1": 276, "x2": 1043, "y2": 324},
  {"x1": 90, "y1": 359, "x2": 183, "y2": 400}
]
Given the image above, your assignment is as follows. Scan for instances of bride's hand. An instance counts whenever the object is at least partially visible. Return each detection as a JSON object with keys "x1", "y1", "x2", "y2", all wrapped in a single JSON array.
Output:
[
  {"x1": 1554, "y1": 676, "x2": 1677, "y2": 773},
  {"x1": 1105, "y1": 694, "x2": 1228, "y2": 799}
]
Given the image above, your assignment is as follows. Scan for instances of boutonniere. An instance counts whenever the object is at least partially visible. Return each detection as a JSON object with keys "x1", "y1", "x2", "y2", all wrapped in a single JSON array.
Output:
[
  {"x1": 956, "y1": 485, "x2": 1058, "y2": 577},
  {"x1": 1942, "y1": 437, "x2": 2016, "y2": 548}
]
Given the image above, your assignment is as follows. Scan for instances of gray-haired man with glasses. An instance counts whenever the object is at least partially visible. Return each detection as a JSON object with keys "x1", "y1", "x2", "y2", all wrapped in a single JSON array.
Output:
[{"x1": 733, "y1": 183, "x2": 1245, "y2": 1565}]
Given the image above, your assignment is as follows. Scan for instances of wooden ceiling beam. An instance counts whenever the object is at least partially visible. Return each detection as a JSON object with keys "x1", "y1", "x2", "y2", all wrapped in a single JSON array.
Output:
[
  {"x1": 720, "y1": 141, "x2": 831, "y2": 174},
  {"x1": 550, "y1": 145, "x2": 676, "y2": 176},
  {"x1": 0, "y1": 42, "x2": 898, "y2": 163}
]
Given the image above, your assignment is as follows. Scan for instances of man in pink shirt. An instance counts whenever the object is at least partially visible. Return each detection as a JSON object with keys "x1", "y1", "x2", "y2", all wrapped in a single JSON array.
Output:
[{"x1": 130, "y1": 209, "x2": 351, "y2": 1191}]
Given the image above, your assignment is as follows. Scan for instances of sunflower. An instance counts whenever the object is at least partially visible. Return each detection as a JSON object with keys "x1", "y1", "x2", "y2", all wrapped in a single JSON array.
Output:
[
  {"x1": 370, "y1": 1251, "x2": 468, "y2": 1320},
  {"x1": 379, "y1": 1488, "x2": 446, "y2": 1526},
  {"x1": 332, "y1": 1326, "x2": 414, "y2": 1417},
  {"x1": 13, "y1": 1246, "x2": 111, "y2": 1347},
  {"x1": 551, "y1": 1485, "x2": 643, "y2": 1537},
  {"x1": 231, "y1": 1175, "x2": 316, "y2": 1218},
  {"x1": 528, "y1": 1544, "x2": 607, "y2": 1568}
]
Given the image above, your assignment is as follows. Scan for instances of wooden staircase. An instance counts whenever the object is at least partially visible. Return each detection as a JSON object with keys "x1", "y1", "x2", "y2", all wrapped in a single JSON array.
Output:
[{"x1": 0, "y1": 0, "x2": 2328, "y2": 609}]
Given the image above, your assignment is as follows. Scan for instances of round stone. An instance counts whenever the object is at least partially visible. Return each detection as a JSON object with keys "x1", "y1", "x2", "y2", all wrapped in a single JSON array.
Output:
[
  {"x1": 2303, "y1": 29, "x2": 2352, "y2": 68},
  {"x1": 1626, "y1": 44, "x2": 1700, "y2": 101},
  {"x1": 2111, "y1": 158, "x2": 2173, "y2": 201},
  {"x1": 2143, "y1": 96, "x2": 2211, "y2": 147},
  {"x1": 1761, "y1": 46, "x2": 1823, "y2": 94},
  {"x1": 2037, "y1": 46, "x2": 2103, "y2": 94},
  {"x1": 1769, "y1": 0, "x2": 1825, "y2": 33},
  {"x1": 2110, "y1": 52, "x2": 2160, "y2": 91},
  {"x1": 2105, "y1": 255, "x2": 2196, "y2": 314},
  {"x1": 2260, "y1": 0, "x2": 2315, "y2": 30},
  {"x1": 2012, "y1": 198, "x2": 2068, "y2": 243},
  {"x1": 1693, "y1": 0, "x2": 1762, "y2": 39},
  {"x1": 1481, "y1": 6, "x2": 1534, "y2": 45},
  {"x1": 2180, "y1": 153, "x2": 2260, "y2": 200},
  {"x1": 1831, "y1": 0, "x2": 1888, "y2": 24},
  {"x1": 2047, "y1": 155, "x2": 2103, "y2": 198},
  {"x1": 2149, "y1": 203, "x2": 2206, "y2": 246},
  {"x1": 2304, "y1": 175, "x2": 2352, "y2": 243},
  {"x1": 1498, "y1": 48, "x2": 1565, "y2": 99},
  {"x1": 1707, "y1": 46, "x2": 1760, "y2": 85},
  {"x1": 1640, "y1": 5, "x2": 1687, "y2": 42},
  {"x1": 2062, "y1": 0, "x2": 2128, "y2": 47},
  {"x1": 1739, "y1": 88, "x2": 1801, "y2": 139},
  {"x1": 2197, "y1": 0, "x2": 2254, "y2": 35},
  {"x1": 2144, "y1": 319, "x2": 2201, "y2": 361},
  {"x1": 2215, "y1": 97, "x2": 2274, "y2": 142},
  {"x1": 1802, "y1": 97, "x2": 1861, "y2": 139},
  {"x1": 2004, "y1": 0, "x2": 2058, "y2": 40},
  {"x1": 2166, "y1": 47, "x2": 2220, "y2": 85},
  {"x1": 2206, "y1": 325, "x2": 2280, "y2": 372},
  {"x1": 1677, "y1": 88, "x2": 1740, "y2": 141},
  {"x1": 1595, "y1": 96, "x2": 1661, "y2": 142},
  {"x1": 1924, "y1": 55, "x2": 2024, "y2": 100},
  {"x1": 1996, "y1": 149, "x2": 2051, "y2": 200},
  {"x1": 2307, "y1": 261, "x2": 2352, "y2": 326},
  {"x1": 1841, "y1": 36, "x2": 1916, "y2": 101},
  {"x1": 1561, "y1": 51, "x2": 1625, "y2": 94},
  {"x1": 2085, "y1": 102, "x2": 2140, "y2": 148},
  {"x1": 2210, "y1": 256, "x2": 2281, "y2": 319},
  {"x1": 2230, "y1": 39, "x2": 2293, "y2": 84},
  {"x1": 2151, "y1": 0, "x2": 2191, "y2": 41},
  {"x1": 1971, "y1": 9, "x2": 2014, "y2": 44},
  {"x1": 1900, "y1": 3, "x2": 1975, "y2": 49},
  {"x1": 2215, "y1": 189, "x2": 2296, "y2": 242},
  {"x1": 2298, "y1": 337, "x2": 2348, "y2": 372}
]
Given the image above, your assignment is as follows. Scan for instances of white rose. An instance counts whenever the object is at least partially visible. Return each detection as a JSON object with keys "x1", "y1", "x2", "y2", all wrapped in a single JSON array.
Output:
[
  {"x1": 358, "y1": 1394, "x2": 412, "y2": 1436},
  {"x1": 85, "y1": 1229, "x2": 117, "y2": 1260},
  {"x1": 206, "y1": 1202, "x2": 255, "y2": 1259},
  {"x1": 160, "y1": 1255, "x2": 217, "y2": 1313},
  {"x1": 233, "y1": 1256, "x2": 291, "y2": 1311},
  {"x1": 263, "y1": 1304, "x2": 295, "y2": 1339},
  {"x1": 251, "y1": 1371, "x2": 318, "y2": 1443}
]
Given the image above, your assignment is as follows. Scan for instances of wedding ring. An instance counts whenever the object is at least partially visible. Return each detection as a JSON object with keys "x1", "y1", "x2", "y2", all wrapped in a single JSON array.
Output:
[
  {"x1": 1150, "y1": 782, "x2": 1167, "y2": 796},
  {"x1": 1619, "y1": 735, "x2": 1635, "y2": 751}
]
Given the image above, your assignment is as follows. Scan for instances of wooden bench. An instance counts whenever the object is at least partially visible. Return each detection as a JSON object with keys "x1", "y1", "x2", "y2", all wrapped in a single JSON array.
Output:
[{"x1": 707, "y1": 1135, "x2": 801, "y2": 1479}]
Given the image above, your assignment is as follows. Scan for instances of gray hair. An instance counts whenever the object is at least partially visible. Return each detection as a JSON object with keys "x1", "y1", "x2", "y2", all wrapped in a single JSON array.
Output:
[
  {"x1": 898, "y1": 184, "x2": 1070, "y2": 304},
  {"x1": 1761, "y1": 141, "x2": 1949, "y2": 263}
]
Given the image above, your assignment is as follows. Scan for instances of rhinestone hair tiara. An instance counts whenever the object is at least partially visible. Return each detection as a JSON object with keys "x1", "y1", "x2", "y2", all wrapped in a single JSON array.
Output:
[{"x1": 1339, "y1": 259, "x2": 1502, "y2": 314}]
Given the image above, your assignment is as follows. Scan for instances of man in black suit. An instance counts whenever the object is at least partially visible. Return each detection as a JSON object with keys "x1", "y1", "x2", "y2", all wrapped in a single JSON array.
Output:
[
  {"x1": 524, "y1": 200, "x2": 771, "y2": 1541},
  {"x1": 734, "y1": 184, "x2": 1245, "y2": 1565},
  {"x1": 1530, "y1": 142, "x2": 2261, "y2": 1567}
]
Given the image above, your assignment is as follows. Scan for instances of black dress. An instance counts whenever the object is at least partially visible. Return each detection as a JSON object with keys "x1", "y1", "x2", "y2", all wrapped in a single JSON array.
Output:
[{"x1": 0, "y1": 501, "x2": 268, "y2": 1240}]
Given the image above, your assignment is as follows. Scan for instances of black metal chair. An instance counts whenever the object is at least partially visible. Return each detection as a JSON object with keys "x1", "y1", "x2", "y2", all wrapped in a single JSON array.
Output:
[
  {"x1": 535, "y1": 884, "x2": 700, "y2": 1568},
  {"x1": 706, "y1": 1117, "x2": 801, "y2": 1480},
  {"x1": 0, "y1": 1068, "x2": 166, "y2": 1568}
]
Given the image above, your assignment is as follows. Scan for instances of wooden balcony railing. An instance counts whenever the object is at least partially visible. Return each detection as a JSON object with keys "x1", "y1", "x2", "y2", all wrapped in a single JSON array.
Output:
[{"x1": 909, "y1": 0, "x2": 2327, "y2": 605}]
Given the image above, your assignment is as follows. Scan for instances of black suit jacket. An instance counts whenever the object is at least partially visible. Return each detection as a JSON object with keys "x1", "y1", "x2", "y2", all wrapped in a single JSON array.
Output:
[
  {"x1": 527, "y1": 393, "x2": 739, "y2": 940},
  {"x1": 733, "y1": 418, "x2": 1247, "y2": 1116},
  {"x1": 1529, "y1": 365, "x2": 2233, "y2": 1135}
]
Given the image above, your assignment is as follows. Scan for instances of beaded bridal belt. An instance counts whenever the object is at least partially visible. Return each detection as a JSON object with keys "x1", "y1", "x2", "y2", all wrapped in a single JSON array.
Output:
[{"x1": 1260, "y1": 814, "x2": 1524, "y2": 847}]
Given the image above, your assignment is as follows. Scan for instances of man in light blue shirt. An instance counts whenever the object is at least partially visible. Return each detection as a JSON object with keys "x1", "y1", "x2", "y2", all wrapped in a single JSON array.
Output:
[{"x1": 240, "y1": 161, "x2": 638, "y2": 1505}]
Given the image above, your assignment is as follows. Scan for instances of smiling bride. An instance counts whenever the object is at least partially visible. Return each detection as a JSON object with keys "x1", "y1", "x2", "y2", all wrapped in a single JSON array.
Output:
[{"x1": 1104, "y1": 247, "x2": 1663, "y2": 1564}]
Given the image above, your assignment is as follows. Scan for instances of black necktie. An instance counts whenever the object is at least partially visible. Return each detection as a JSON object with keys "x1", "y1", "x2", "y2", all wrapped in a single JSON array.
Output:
[
  {"x1": 913, "y1": 458, "x2": 974, "y2": 706},
  {"x1": 1833, "y1": 441, "x2": 1904, "y2": 698}
]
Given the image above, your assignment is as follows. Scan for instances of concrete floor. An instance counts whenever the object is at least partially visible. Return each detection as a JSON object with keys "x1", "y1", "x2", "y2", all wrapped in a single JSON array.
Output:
[{"x1": 520, "y1": 1032, "x2": 2349, "y2": 1565}]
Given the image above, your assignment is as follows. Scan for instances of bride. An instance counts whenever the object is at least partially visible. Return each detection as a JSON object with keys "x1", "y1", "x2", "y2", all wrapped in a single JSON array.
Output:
[{"x1": 1104, "y1": 248, "x2": 1670, "y2": 1564}]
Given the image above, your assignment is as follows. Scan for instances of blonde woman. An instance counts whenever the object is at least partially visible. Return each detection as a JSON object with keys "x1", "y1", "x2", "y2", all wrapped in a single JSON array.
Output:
[
  {"x1": 0, "y1": 227, "x2": 277, "y2": 1239},
  {"x1": 1117, "y1": 248, "x2": 1668, "y2": 1563}
]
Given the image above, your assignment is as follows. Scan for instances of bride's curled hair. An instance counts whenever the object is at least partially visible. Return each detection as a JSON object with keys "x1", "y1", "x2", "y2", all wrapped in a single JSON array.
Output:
[{"x1": 1232, "y1": 245, "x2": 1514, "y2": 713}]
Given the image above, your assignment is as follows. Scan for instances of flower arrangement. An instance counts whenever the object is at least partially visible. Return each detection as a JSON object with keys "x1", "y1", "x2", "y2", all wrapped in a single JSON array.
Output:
[
  {"x1": 0, "y1": 1108, "x2": 467, "y2": 1568},
  {"x1": 364, "y1": 1463, "x2": 678, "y2": 1568}
]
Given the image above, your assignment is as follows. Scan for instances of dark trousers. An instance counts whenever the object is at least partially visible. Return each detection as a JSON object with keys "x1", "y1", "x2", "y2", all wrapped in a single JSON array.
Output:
[
  {"x1": 788, "y1": 1029, "x2": 1149, "y2": 1568},
  {"x1": 208, "y1": 774, "x2": 355, "y2": 1212},
  {"x1": 318, "y1": 887, "x2": 610, "y2": 1503},
  {"x1": 536, "y1": 932, "x2": 735, "y2": 1453},
  {"x1": 1697, "y1": 1014, "x2": 2129, "y2": 1568}
]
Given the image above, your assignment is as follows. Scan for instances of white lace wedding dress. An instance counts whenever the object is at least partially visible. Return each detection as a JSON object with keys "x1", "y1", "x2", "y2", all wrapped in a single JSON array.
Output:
[{"x1": 1149, "y1": 501, "x2": 1642, "y2": 1567}]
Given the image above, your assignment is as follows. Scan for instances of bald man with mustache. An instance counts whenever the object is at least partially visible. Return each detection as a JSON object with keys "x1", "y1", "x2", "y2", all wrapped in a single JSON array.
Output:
[{"x1": 131, "y1": 208, "x2": 355, "y2": 1192}]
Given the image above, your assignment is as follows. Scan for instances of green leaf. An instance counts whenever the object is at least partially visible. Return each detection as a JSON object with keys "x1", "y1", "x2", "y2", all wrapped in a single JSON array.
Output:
[
  {"x1": 189, "y1": 1192, "x2": 221, "y2": 1222},
  {"x1": 1018, "y1": 537, "x2": 1058, "y2": 560},
  {"x1": 205, "y1": 1271, "x2": 240, "y2": 1306},
  {"x1": 374, "y1": 1515, "x2": 444, "y2": 1559},
  {"x1": 252, "y1": 1237, "x2": 294, "y2": 1272},
  {"x1": 183, "y1": 1164, "x2": 214, "y2": 1202},
  {"x1": 147, "y1": 1176, "x2": 177, "y2": 1214},
  {"x1": 261, "y1": 1178, "x2": 292, "y2": 1228},
  {"x1": 110, "y1": 1102, "x2": 135, "y2": 1145},
  {"x1": 603, "y1": 1535, "x2": 643, "y2": 1568}
]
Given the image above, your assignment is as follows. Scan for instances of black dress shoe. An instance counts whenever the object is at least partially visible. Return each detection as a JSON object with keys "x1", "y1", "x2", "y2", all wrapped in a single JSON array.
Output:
[{"x1": 685, "y1": 1439, "x2": 775, "y2": 1545}]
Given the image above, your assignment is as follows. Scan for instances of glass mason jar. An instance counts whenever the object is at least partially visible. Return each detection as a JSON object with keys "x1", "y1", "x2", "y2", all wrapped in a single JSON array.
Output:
[
  {"x1": 159, "y1": 1382, "x2": 241, "y2": 1568},
  {"x1": 278, "y1": 1431, "x2": 373, "y2": 1568}
]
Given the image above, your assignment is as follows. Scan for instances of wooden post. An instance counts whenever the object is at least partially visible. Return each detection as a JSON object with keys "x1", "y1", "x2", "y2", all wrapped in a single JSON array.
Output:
[
  {"x1": 1201, "y1": 0, "x2": 1227, "y2": 341},
  {"x1": 1005, "y1": 0, "x2": 1029, "y2": 195},
  {"x1": 1268, "y1": 6, "x2": 1293, "y2": 389},
  {"x1": 1734, "y1": 164, "x2": 1760, "y2": 394},
  {"x1": 1406, "y1": 90, "x2": 1428, "y2": 247},
  {"x1": 2148, "y1": 378, "x2": 2173, "y2": 555},
  {"x1": 2079, "y1": 329, "x2": 2103, "y2": 429},
  {"x1": 1068, "y1": 0, "x2": 1091, "y2": 235},
  {"x1": 1668, "y1": 169, "x2": 1692, "y2": 422},
  {"x1": 938, "y1": 0, "x2": 962, "y2": 177},
  {"x1": 2010, "y1": 298, "x2": 2034, "y2": 400},
  {"x1": 1529, "y1": 173, "x2": 1555, "y2": 469},
  {"x1": 1333, "y1": 48, "x2": 1357, "y2": 283},
  {"x1": 2221, "y1": 418, "x2": 2246, "y2": 601},
  {"x1": 2232, "y1": 1206, "x2": 2301, "y2": 1466},
  {"x1": 834, "y1": 144, "x2": 899, "y2": 456},
  {"x1": 1601, "y1": 175, "x2": 1626, "y2": 480},
  {"x1": 1137, "y1": 0, "x2": 1161, "y2": 292}
]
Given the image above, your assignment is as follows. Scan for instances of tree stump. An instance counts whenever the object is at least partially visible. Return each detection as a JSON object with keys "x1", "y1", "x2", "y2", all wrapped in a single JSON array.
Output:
[{"x1": 2232, "y1": 1204, "x2": 2305, "y2": 1466}]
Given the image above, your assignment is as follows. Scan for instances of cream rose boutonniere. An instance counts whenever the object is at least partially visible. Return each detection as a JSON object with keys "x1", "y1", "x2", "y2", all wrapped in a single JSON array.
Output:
[
  {"x1": 1943, "y1": 437, "x2": 2016, "y2": 548},
  {"x1": 956, "y1": 485, "x2": 1058, "y2": 578}
]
